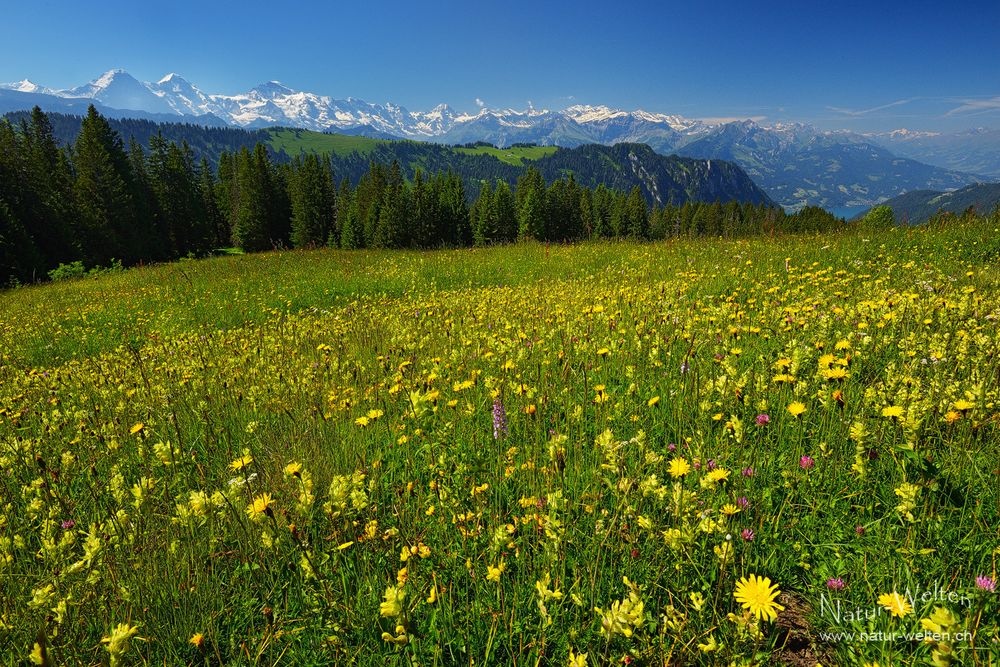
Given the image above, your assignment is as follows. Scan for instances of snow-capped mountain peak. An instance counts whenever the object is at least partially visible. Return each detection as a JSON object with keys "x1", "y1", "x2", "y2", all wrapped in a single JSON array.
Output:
[
  {"x1": 249, "y1": 81, "x2": 296, "y2": 98},
  {"x1": 4, "y1": 68, "x2": 742, "y2": 145}
]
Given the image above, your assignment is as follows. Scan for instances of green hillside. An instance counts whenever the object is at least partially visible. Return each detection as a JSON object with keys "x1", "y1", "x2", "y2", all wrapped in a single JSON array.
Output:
[
  {"x1": 268, "y1": 128, "x2": 389, "y2": 156},
  {"x1": 865, "y1": 183, "x2": 1000, "y2": 224},
  {"x1": 452, "y1": 143, "x2": 559, "y2": 165}
]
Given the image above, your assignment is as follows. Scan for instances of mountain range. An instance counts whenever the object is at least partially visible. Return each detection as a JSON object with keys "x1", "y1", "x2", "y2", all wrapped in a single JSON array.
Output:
[{"x1": 1, "y1": 69, "x2": 988, "y2": 209}]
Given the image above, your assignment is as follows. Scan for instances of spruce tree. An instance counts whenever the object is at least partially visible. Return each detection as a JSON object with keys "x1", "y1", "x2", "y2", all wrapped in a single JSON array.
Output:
[{"x1": 73, "y1": 105, "x2": 136, "y2": 265}]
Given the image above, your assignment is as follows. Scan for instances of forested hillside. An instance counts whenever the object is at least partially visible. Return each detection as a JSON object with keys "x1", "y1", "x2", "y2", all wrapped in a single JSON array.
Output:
[{"x1": 1, "y1": 106, "x2": 841, "y2": 285}]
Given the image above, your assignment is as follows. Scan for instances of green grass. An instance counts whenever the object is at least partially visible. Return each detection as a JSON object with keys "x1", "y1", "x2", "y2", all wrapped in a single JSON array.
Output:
[
  {"x1": 267, "y1": 128, "x2": 388, "y2": 156},
  {"x1": 1, "y1": 221, "x2": 998, "y2": 665},
  {"x1": 453, "y1": 144, "x2": 559, "y2": 165}
]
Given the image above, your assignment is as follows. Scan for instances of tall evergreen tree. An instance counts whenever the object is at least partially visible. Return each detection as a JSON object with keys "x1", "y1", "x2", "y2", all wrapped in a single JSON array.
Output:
[
  {"x1": 73, "y1": 105, "x2": 137, "y2": 264},
  {"x1": 492, "y1": 179, "x2": 518, "y2": 243},
  {"x1": 289, "y1": 154, "x2": 334, "y2": 248},
  {"x1": 625, "y1": 186, "x2": 649, "y2": 239},
  {"x1": 232, "y1": 145, "x2": 273, "y2": 252}
]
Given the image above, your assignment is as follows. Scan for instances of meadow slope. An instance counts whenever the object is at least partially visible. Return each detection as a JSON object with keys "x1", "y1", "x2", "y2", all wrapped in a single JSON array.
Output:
[{"x1": 1, "y1": 222, "x2": 999, "y2": 665}]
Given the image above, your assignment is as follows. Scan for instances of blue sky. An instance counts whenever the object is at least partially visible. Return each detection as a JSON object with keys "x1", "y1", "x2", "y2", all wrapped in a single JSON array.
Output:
[{"x1": 2, "y1": 0, "x2": 999, "y2": 132}]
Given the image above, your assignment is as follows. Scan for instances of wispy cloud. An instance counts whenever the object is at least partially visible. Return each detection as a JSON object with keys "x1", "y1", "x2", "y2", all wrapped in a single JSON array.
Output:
[
  {"x1": 474, "y1": 97, "x2": 485, "y2": 108},
  {"x1": 827, "y1": 98, "x2": 916, "y2": 116},
  {"x1": 945, "y1": 95, "x2": 1000, "y2": 116}
]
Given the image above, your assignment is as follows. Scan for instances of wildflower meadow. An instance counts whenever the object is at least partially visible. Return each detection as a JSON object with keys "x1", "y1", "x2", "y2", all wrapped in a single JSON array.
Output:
[{"x1": 1, "y1": 218, "x2": 998, "y2": 665}]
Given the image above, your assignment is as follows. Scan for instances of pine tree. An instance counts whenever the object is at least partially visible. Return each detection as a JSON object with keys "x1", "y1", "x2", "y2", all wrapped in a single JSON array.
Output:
[
  {"x1": 625, "y1": 186, "x2": 649, "y2": 239},
  {"x1": 73, "y1": 105, "x2": 136, "y2": 265},
  {"x1": 471, "y1": 181, "x2": 493, "y2": 247},
  {"x1": 333, "y1": 178, "x2": 351, "y2": 247},
  {"x1": 232, "y1": 145, "x2": 272, "y2": 252},
  {"x1": 23, "y1": 107, "x2": 75, "y2": 268},
  {"x1": 491, "y1": 180, "x2": 517, "y2": 243},
  {"x1": 128, "y1": 137, "x2": 168, "y2": 261},
  {"x1": 518, "y1": 188, "x2": 545, "y2": 241},
  {"x1": 290, "y1": 154, "x2": 334, "y2": 248},
  {"x1": 199, "y1": 159, "x2": 225, "y2": 249}
]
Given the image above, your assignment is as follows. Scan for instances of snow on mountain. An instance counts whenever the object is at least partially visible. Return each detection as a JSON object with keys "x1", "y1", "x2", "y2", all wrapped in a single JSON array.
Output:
[
  {"x1": 4, "y1": 69, "x2": 733, "y2": 141},
  {"x1": 0, "y1": 79, "x2": 53, "y2": 94},
  {"x1": 59, "y1": 69, "x2": 179, "y2": 115},
  {"x1": 149, "y1": 73, "x2": 217, "y2": 116}
]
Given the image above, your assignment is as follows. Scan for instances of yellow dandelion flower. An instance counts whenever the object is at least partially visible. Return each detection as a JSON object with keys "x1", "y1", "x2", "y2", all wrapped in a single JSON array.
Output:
[
  {"x1": 568, "y1": 648, "x2": 589, "y2": 666},
  {"x1": 733, "y1": 574, "x2": 785, "y2": 622},
  {"x1": 129, "y1": 422, "x2": 145, "y2": 435},
  {"x1": 669, "y1": 457, "x2": 691, "y2": 478},
  {"x1": 787, "y1": 402, "x2": 807, "y2": 417},
  {"x1": 283, "y1": 462, "x2": 302, "y2": 477},
  {"x1": 189, "y1": 633, "x2": 205, "y2": 648},
  {"x1": 952, "y1": 399, "x2": 974, "y2": 412},
  {"x1": 706, "y1": 468, "x2": 730, "y2": 484},
  {"x1": 647, "y1": 396, "x2": 660, "y2": 408},
  {"x1": 246, "y1": 493, "x2": 275, "y2": 521},
  {"x1": 877, "y1": 592, "x2": 912, "y2": 618},
  {"x1": 881, "y1": 405, "x2": 904, "y2": 419},
  {"x1": 228, "y1": 451, "x2": 253, "y2": 471},
  {"x1": 944, "y1": 410, "x2": 961, "y2": 424}
]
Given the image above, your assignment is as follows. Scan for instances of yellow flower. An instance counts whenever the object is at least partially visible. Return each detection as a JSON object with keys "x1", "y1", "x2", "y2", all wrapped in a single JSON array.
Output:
[
  {"x1": 952, "y1": 399, "x2": 974, "y2": 412},
  {"x1": 881, "y1": 405, "x2": 904, "y2": 419},
  {"x1": 189, "y1": 633, "x2": 205, "y2": 648},
  {"x1": 944, "y1": 410, "x2": 961, "y2": 424},
  {"x1": 29, "y1": 643, "x2": 45, "y2": 666},
  {"x1": 380, "y1": 585, "x2": 405, "y2": 618},
  {"x1": 568, "y1": 648, "x2": 588, "y2": 666},
  {"x1": 697, "y1": 633, "x2": 718, "y2": 653},
  {"x1": 129, "y1": 422, "x2": 145, "y2": 435},
  {"x1": 733, "y1": 574, "x2": 785, "y2": 622},
  {"x1": 669, "y1": 457, "x2": 691, "y2": 478},
  {"x1": 355, "y1": 416, "x2": 371, "y2": 427},
  {"x1": 647, "y1": 396, "x2": 660, "y2": 408},
  {"x1": 102, "y1": 623, "x2": 140, "y2": 666},
  {"x1": 821, "y1": 367, "x2": 849, "y2": 381},
  {"x1": 706, "y1": 468, "x2": 730, "y2": 484},
  {"x1": 283, "y1": 461, "x2": 302, "y2": 477},
  {"x1": 877, "y1": 592, "x2": 912, "y2": 618},
  {"x1": 246, "y1": 493, "x2": 275, "y2": 521},
  {"x1": 787, "y1": 402, "x2": 807, "y2": 417},
  {"x1": 487, "y1": 561, "x2": 506, "y2": 583},
  {"x1": 228, "y1": 451, "x2": 253, "y2": 471}
]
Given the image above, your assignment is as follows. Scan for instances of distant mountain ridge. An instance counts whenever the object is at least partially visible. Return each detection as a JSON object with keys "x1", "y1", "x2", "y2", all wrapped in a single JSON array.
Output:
[
  {"x1": 865, "y1": 183, "x2": 1000, "y2": 225},
  {"x1": 1, "y1": 69, "x2": 982, "y2": 208},
  {"x1": 2, "y1": 110, "x2": 774, "y2": 208},
  {"x1": 870, "y1": 127, "x2": 1000, "y2": 180}
]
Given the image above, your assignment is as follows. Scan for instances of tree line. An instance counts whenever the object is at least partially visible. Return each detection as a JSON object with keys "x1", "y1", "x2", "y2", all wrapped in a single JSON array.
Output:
[{"x1": 1, "y1": 106, "x2": 844, "y2": 285}]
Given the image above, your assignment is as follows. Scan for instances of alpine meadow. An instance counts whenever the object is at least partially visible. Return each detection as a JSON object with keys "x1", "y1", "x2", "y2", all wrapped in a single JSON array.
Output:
[{"x1": 3, "y1": 1, "x2": 1000, "y2": 665}]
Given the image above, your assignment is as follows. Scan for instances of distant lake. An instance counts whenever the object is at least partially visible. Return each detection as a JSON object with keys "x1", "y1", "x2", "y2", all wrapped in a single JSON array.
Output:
[{"x1": 827, "y1": 205, "x2": 870, "y2": 220}]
